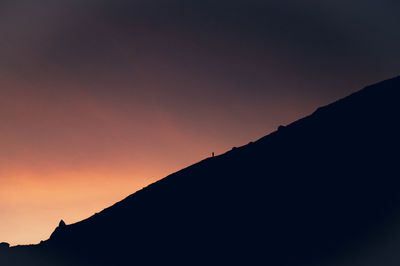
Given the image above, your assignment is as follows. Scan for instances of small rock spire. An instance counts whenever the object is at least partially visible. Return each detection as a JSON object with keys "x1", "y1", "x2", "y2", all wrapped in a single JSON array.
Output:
[{"x1": 59, "y1": 219, "x2": 66, "y2": 228}]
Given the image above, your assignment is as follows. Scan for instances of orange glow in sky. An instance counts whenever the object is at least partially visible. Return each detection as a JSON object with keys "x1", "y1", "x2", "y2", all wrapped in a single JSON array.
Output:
[
  {"x1": 1, "y1": 0, "x2": 398, "y2": 246},
  {"x1": 0, "y1": 78, "x2": 319, "y2": 246}
]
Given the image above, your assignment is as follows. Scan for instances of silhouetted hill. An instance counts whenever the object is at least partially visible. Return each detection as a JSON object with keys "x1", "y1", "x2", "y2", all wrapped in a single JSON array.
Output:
[{"x1": 1, "y1": 76, "x2": 400, "y2": 266}]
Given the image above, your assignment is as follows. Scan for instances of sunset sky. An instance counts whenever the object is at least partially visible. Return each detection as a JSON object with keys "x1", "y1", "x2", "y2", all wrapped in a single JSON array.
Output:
[{"x1": 1, "y1": 0, "x2": 399, "y2": 245}]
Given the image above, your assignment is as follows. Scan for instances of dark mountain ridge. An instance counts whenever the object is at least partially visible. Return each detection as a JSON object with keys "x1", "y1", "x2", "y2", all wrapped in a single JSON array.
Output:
[{"x1": 1, "y1": 76, "x2": 400, "y2": 265}]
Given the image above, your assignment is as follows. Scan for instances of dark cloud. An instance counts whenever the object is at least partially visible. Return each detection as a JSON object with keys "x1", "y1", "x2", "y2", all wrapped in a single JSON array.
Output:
[
  {"x1": 2, "y1": 0, "x2": 399, "y2": 137},
  {"x1": 0, "y1": 0, "x2": 399, "y2": 170}
]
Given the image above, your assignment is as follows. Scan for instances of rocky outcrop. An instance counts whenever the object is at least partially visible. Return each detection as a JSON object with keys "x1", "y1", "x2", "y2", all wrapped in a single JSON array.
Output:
[
  {"x1": 49, "y1": 220, "x2": 67, "y2": 240},
  {"x1": 0, "y1": 242, "x2": 10, "y2": 249},
  {"x1": 58, "y1": 220, "x2": 66, "y2": 228}
]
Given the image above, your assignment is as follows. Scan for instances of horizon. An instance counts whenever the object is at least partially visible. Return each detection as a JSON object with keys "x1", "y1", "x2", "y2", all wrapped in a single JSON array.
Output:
[
  {"x1": 1, "y1": 1, "x2": 400, "y2": 246},
  {"x1": 0, "y1": 80, "x2": 385, "y2": 246}
]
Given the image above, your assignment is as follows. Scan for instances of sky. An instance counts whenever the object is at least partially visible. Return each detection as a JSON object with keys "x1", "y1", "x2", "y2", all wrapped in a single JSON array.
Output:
[{"x1": 1, "y1": 0, "x2": 399, "y2": 245}]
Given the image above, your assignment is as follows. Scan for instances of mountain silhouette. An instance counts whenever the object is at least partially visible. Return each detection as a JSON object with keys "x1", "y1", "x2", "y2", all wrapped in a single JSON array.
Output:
[{"x1": 1, "y1": 76, "x2": 400, "y2": 266}]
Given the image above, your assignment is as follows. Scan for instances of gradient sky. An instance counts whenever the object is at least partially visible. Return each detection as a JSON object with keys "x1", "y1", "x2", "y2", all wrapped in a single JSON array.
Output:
[{"x1": 1, "y1": 0, "x2": 399, "y2": 245}]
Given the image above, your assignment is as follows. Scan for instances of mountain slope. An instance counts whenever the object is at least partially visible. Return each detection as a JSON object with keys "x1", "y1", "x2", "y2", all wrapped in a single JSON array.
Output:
[{"x1": 2, "y1": 76, "x2": 400, "y2": 266}]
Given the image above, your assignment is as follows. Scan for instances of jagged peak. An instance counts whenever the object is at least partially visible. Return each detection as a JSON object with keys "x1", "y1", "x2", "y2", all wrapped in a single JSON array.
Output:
[{"x1": 58, "y1": 220, "x2": 66, "y2": 228}]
